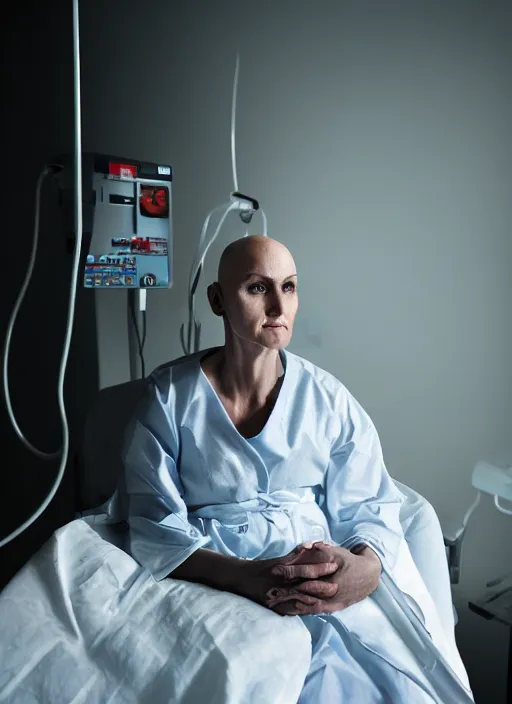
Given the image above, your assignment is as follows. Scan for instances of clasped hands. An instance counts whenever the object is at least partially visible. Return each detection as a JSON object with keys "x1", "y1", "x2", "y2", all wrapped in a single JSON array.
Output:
[{"x1": 239, "y1": 541, "x2": 382, "y2": 616}]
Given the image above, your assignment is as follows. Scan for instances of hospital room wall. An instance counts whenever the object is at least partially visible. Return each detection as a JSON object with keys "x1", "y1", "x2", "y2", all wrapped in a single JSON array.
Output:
[{"x1": 79, "y1": 0, "x2": 512, "y2": 699}]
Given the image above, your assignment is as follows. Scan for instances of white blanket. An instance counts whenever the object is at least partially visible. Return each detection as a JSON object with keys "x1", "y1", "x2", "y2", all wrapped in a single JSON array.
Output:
[{"x1": 0, "y1": 519, "x2": 311, "y2": 704}]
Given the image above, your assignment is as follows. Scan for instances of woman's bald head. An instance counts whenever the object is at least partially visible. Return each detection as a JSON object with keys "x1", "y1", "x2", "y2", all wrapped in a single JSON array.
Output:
[
  {"x1": 208, "y1": 235, "x2": 299, "y2": 350},
  {"x1": 218, "y1": 235, "x2": 296, "y2": 289}
]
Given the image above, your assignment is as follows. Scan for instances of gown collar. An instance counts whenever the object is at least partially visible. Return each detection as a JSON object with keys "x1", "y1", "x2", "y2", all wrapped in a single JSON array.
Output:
[{"x1": 197, "y1": 348, "x2": 293, "y2": 443}]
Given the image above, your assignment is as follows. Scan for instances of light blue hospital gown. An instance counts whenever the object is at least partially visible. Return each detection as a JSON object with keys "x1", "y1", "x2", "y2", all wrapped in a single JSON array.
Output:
[{"x1": 113, "y1": 349, "x2": 474, "y2": 703}]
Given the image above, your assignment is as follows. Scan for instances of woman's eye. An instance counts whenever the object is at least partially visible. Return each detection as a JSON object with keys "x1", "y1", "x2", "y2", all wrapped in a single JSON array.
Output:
[
  {"x1": 248, "y1": 283, "x2": 266, "y2": 294},
  {"x1": 283, "y1": 281, "x2": 296, "y2": 292}
]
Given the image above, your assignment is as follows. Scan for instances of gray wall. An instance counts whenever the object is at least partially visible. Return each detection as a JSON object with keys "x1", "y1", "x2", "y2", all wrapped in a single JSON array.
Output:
[{"x1": 12, "y1": 0, "x2": 508, "y2": 700}]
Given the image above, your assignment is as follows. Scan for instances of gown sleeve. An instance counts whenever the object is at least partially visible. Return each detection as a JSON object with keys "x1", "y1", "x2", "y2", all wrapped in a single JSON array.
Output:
[
  {"x1": 120, "y1": 374, "x2": 210, "y2": 581},
  {"x1": 323, "y1": 389, "x2": 405, "y2": 572}
]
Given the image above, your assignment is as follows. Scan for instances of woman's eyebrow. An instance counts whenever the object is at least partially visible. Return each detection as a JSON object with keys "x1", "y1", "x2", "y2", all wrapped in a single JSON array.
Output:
[{"x1": 243, "y1": 272, "x2": 298, "y2": 282}]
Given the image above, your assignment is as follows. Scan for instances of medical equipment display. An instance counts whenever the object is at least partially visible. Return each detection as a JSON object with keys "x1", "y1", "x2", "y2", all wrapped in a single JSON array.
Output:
[{"x1": 57, "y1": 152, "x2": 173, "y2": 289}]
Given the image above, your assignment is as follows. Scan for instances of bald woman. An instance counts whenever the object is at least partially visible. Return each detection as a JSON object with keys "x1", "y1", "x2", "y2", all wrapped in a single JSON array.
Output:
[{"x1": 115, "y1": 236, "x2": 473, "y2": 702}]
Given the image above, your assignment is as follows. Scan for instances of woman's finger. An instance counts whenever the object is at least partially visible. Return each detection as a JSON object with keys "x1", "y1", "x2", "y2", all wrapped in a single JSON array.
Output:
[
  {"x1": 294, "y1": 580, "x2": 339, "y2": 598},
  {"x1": 271, "y1": 595, "x2": 340, "y2": 616},
  {"x1": 267, "y1": 590, "x2": 318, "y2": 606},
  {"x1": 268, "y1": 580, "x2": 337, "y2": 600},
  {"x1": 271, "y1": 600, "x2": 308, "y2": 616},
  {"x1": 282, "y1": 542, "x2": 335, "y2": 566},
  {"x1": 271, "y1": 561, "x2": 338, "y2": 581},
  {"x1": 296, "y1": 541, "x2": 315, "y2": 551}
]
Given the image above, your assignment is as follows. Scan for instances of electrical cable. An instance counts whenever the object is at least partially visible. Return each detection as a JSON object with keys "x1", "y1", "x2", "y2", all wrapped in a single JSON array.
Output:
[
  {"x1": 128, "y1": 293, "x2": 146, "y2": 378},
  {"x1": 494, "y1": 495, "x2": 512, "y2": 516},
  {"x1": 180, "y1": 200, "x2": 238, "y2": 355},
  {"x1": 0, "y1": 0, "x2": 83, "y2": 548},
  {"x1": 141, "y1": 310, "x2": 147, "y2": 352},
  {"x1": 231, "y1": 52, "x2": 240, "y2": 193},
  {"x1": 3, "y1": 166, "x2": 60, "y2": 460},
  {"x1": 180, "y1": 51, "x2": 269, "y2": 356},
  {"x1": 460, "y1": 491, "x2": 481, "y2": 531}
]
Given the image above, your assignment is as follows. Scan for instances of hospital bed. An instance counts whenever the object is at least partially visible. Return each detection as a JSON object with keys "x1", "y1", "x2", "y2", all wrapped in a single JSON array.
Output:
[{"x1": 0, "y1": 374, "x2": 459, "y2": 704}]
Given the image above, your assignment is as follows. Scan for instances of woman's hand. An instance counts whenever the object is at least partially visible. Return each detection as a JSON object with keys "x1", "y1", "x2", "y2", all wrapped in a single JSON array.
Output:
[
  {"x1": 266, "y1": 542, "x2": 382, "y2": 615},
  {"x1": 231, "y1": 542, "x2": 339, "y2": 607}
]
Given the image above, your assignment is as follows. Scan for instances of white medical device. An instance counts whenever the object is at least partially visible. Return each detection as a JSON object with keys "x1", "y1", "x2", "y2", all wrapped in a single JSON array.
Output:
[
  {"x1": 444, "y1": 460, "x2": 512, "y2": 583},
  {"x1": 472, "y1": 460, "x2": 512, "y2": 512}
]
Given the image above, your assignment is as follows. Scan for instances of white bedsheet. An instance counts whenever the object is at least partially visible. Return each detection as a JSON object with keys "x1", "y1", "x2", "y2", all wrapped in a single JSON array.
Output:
[{"x1": 0, "y1": 519, "x2": 311, "y2": 704}]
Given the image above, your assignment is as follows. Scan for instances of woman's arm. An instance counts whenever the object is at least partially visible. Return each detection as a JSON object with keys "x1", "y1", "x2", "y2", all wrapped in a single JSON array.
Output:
[
  {"x1": 322, "y1": 390, "x2": 405, "y2": 572},
  {"x1": 170, "y1": 545, "x2": 340, "y2": 607},
  {"x1": 170, "y1": 549, "x2": 243, "y2": 591}
]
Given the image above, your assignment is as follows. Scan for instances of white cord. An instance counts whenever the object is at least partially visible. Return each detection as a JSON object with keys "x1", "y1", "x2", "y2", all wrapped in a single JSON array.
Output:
[
  {"x1": 3, "y1": 167, "x2": 60, "y2": 460},
  {"x1": 461, "y1": 491, "x2": 481, "y2": 530},
  {"x1": 494, "y1": 495, "x2": 512, "y2": 516},
  {"x1": 231, "y1": 52, "x2": 240, "y2": 193},
  {"x1": 188, "y1": 202, "x2": 232, "y2": 292},
  {"x1": 261, "y1": 208, "x2": 268, "y2": 237},
  {"x1": 181, "y1": 201, "x2": 238, "y2": 355},
  {"x1": 0, "y1": 0, "x2": 83, "y2": 548},
  {"x1": 192, "y1": 203, "x2": 238, "y2": 285},
  {"x1": 181, "y1": 51, "x2": 267, "y2": 355}
]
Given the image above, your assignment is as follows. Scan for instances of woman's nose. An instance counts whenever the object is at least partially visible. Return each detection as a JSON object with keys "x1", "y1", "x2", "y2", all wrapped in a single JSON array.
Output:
[{"x1": 266, "y1": 291, "x2": 283, "y2": 317}]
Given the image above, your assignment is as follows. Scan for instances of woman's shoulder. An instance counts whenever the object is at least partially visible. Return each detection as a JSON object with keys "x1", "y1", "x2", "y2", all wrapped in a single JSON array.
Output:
[
  {"x1": 129, "y1": 350, "x2": 209, "y2": 432},
  {"x1": 151, "y1": 350, "x2": 203, "y2": 386},
  {"x1": 286, "y1": 350, "x2": 372, "y2": 429},
  {"x1": 285, "y1": 349, "x2": 349, "y2": 403},
  {"x1": 140, "y1": 350, "x2": 207, "y2": 415}
]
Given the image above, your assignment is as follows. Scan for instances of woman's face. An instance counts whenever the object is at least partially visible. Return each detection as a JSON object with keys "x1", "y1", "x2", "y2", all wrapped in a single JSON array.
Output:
[{"x1": 212, "y1": 238, "x2": 299, "y2": 350}]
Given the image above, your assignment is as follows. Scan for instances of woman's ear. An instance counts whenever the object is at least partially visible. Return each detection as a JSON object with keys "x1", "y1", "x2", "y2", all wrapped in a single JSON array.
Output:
[{"x1": 207, "y1": 282, "x2": 224, "y2": 317}]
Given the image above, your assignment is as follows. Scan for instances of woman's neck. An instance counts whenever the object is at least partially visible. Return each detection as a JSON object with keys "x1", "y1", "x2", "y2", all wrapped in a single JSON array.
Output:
[{"x1": 211, "y1": 341, "x2": 283, "y2": 407}]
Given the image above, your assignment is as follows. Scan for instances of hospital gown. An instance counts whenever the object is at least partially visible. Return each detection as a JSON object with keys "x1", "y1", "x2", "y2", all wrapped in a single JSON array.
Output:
[{"x1": 110, "y1": 349, "x2": 474, "y2": 703}]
